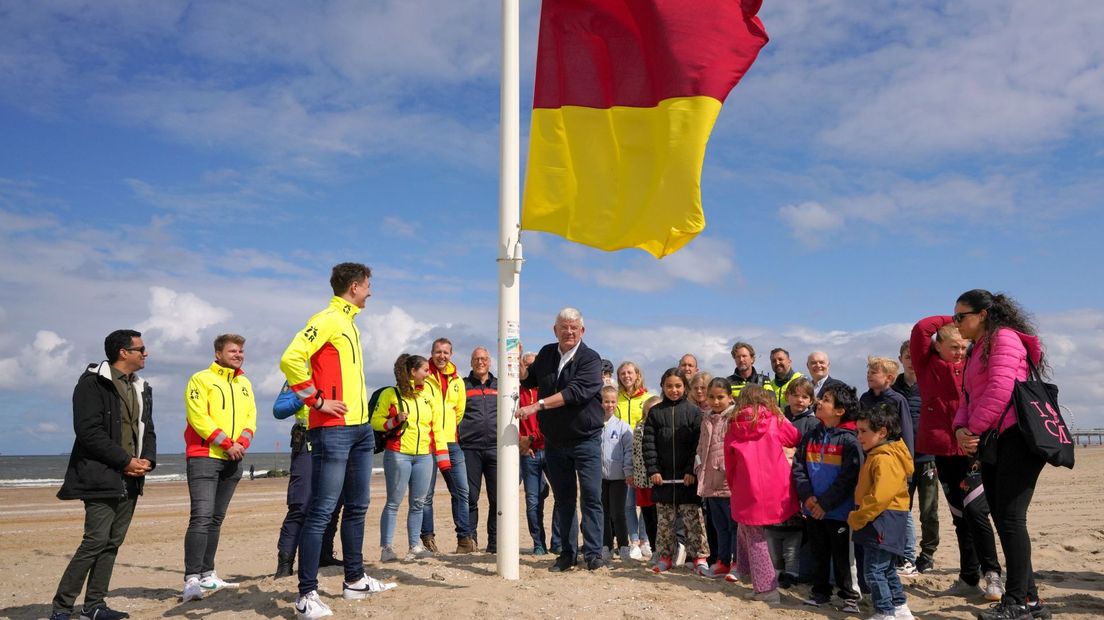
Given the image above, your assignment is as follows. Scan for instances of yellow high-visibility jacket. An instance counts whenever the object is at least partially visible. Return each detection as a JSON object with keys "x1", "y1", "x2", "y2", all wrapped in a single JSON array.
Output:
[{"x1": 184, "y1": 362, "x2": 257, "y2": 459}]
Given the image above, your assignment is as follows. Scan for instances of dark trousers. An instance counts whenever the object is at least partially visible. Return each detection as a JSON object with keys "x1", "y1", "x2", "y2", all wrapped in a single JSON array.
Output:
[
  {"x1": 704, "y1": 498, "x2": 719, "y2": 564},
  {"x1": 545, "y1": 435, "x2": 604, "y2": 562},
  {"x1": 464, "y1": 447, "x2": 498, "y2": 549},
  {"x1": 184, "y1": 457, "x2": 242, "y2": 576},
  {"x1": 705, "y1": 497, "x2": 737, "y2": 565},
  {"x1": 640, "y1": 504, "x2": 658, "y2": 549},
  {"x1": 276, "y1": 446, "x2": 341, "y2": 558},
  {"x1": 935, "y1": 455, "x2": 1001, "y2": 583},
  {"x1": 910, "y1": 459, "x2": 941, "y2": 563},
  {"x1": 52, "y1": 494, "x2": 138, "y2": 614},
  {"x1": 808, "y1": 518, "x2": 859, "y2": 600},
  {"x1": 601, "y1": 479, "x2": 629, "y2": 549},
  {"x1": 981, "y1": 426, "x2": 1045, "y2": 605}
]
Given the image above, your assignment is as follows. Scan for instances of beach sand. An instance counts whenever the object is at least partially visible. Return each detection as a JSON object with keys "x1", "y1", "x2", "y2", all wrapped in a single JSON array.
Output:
[{"x1": 3, "y1": 449, "x2": 1103, "y2": 619}]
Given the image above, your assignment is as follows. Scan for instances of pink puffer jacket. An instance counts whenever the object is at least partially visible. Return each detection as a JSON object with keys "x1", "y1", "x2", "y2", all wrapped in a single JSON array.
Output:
[
  {"x1": 696, "y1": 405, "x2": 734, "y2": 498},
  {"x1": 953, "y1": 328, "x2": 1042, "y2": 436},
  {"x1": 724, "y1": 405, "x2": 800, "y2": 526}
]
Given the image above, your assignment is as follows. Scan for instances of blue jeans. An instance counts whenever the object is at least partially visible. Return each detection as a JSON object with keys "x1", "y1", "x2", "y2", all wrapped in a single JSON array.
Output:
[
  {"x1": 520, "y1": 449, "x2": 550, "y2": 550},
  {"x1": 705, "y1": 497, "x2": 737, "y2": 564},
  {"x1": 625, "y1": 485, "x2": 647, "y2": 544},
  {"x1": 421, "y1": 442, "x2": 471, "y2": 538},
  {"x1": 863, "y1": 546, "x2": 906, "y2": 614},
  {"x1": 545, "y1": 435, "x2": 604, "y2": 562},
  {"x1": 298, "y1": 424, "x2": 374, "y2": 595},
  {"x1": 381, "y1": 451, "x2": 434, "y2": 549},
  {"x1": 903, "y1": 511, "x2": 917, "y2": 564}
]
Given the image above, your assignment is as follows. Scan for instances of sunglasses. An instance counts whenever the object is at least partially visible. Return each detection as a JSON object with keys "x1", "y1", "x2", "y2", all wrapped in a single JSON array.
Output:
[
  {"x1": 124, "y1": 346, "x2": 147, "y2": 354},
  {"x1": 952, "y1": 311, "x2": 980, "y2": 324}
]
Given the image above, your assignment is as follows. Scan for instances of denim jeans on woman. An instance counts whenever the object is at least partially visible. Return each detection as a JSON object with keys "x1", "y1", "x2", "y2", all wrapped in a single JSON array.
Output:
[
  {"x1": 184, "y1": 456, "x2": 242, "y2": 577},
  {"x1": 521, "y1": 449, "x2": 550, "y2": 550},
  {"x1": 298, "y1": 424, "x2": 374, "y2": 596},
  {"x1": 381, "y1": 450, "x2": 434, "y2": 549},
  {"x1": 421, "y1": 442, "x2": 471, "y2": 538}
]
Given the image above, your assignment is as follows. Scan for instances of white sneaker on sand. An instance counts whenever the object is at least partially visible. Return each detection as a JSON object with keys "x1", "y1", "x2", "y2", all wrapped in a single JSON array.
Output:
[
  {"x1": 640, "y1": 542, "x2": 653, "y2": 559},
  {"x1": 865, "y1": 614, "x2": 895, "y2": 620},
  {"x1": 896, "y1": 561, "x2": 918, "y2": 577},
  {"x1": 674, "y1": 542, "x2": 687, "y2": 566},
  {"x1": 380, "y1": 546, "x2": 398, "y2": 563},
  {"x1": 629, "y1": 543, "x2": 643, "y2": 560},
  {"x1": 751, "y1": 589, "x2": 780, "y2": 603},
  {"x1": 182, "y1": 577, "x2": 203, "y2": 602},
  {"x1": 894, "y1": 603, "x2": 915, "y2": 619},
  {"x1": 199, "y1": 572, "x2": 238, "y2": 592},
  {"x1": 406, "y1": 544, "x2": 433, "y2": 560},
  {"x1": 343, "y1": 574, "x2": 397, "y2": 600},
  {"x1": 984, "y1": 571, "x2": 1004, "y2": 602},
  {"x1": 295, "y1": 590, "x2": 333, "y2": 619}
]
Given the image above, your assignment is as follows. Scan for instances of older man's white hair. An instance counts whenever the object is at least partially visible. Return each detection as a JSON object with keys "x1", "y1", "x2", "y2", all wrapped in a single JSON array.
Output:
[{"x1": 555, "y1": 307, "x2": 584, "y2": 327}]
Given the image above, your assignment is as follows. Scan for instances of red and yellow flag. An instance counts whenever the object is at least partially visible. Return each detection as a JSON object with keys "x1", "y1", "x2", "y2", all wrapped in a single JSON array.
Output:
[{"x1": 521, "y1": 0, "x2": 768, "y2": 258}]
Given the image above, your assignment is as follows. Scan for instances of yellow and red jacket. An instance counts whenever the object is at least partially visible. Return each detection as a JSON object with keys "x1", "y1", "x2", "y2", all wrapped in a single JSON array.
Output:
[
  {"x1": 616, "y1": 388, "x2": 655, "y2": 429},
  {"x1": 426, "y1": 362, "x2": 466, "y2": 444},
  {"x1": 280, "y1": 296, "x2": 369, "y2": 429},
  {"x1": 184, "y1": 362, "x2": 257, "y2": 459},
  {"x1": 371, "y1": 383, "x2": 449, "y2": 465}
]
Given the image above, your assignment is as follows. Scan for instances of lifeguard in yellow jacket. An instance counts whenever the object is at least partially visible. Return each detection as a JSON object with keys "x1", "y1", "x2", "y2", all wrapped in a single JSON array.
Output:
[{"x1": 181, "y1": 333, "x2": 257, "y2": 601}]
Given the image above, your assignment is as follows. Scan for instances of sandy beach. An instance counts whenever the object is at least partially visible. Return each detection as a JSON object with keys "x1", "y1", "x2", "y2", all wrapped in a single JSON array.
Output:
[{"x1": 3, "y1": 449, "x2": 1103, "y2": 620}]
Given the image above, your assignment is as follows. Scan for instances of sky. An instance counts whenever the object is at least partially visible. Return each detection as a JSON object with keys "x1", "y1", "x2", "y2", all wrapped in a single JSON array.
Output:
[{"x1": 1, "y1": 0, "x2": 1102, "y2": 456}]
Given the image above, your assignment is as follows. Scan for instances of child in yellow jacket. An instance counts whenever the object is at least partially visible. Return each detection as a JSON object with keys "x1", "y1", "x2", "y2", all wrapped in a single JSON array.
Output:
[{"x1": 849, "y1": 403, "x2": 916, "y2": 620}]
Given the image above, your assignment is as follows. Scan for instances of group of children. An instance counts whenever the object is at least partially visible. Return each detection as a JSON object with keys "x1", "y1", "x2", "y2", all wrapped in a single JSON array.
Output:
[{"x1": 597, "y1": 355, "x2": 918, "y2": 620}]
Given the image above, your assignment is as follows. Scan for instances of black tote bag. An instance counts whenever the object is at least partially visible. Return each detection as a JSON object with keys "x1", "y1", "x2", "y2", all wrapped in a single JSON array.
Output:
[{"x1": 1012, "y1": 359, "x2": 1074, "y2": 469}]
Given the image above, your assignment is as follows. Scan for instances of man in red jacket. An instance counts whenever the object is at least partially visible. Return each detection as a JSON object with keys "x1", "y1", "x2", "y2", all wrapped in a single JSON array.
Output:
[{"x1": 910, "y1": 316, "x2": 1002, "y2": 600}]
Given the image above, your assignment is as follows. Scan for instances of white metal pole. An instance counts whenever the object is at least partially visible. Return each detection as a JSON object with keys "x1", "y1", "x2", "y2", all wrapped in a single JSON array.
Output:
[{"x1": 495, "y1": 0, "x2": 522, "y2": 581}]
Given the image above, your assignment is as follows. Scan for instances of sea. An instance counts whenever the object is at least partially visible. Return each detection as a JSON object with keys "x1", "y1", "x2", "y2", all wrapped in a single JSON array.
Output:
[{"x1": 0, "y1": 452, "x2": 381, "y2": 488}]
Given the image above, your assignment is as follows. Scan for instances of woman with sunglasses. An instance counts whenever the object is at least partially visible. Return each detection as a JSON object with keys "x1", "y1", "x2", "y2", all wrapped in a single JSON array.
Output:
[{"x1": 951, "y1": 290, "x2": 1049, "y2": 620}]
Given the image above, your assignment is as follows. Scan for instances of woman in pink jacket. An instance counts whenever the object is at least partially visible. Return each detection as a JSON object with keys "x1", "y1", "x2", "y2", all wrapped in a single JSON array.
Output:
[
  {"x1": 724, "y1": 385, "x2": 800, "y2": 604},
  {"x1": 952, "y1": 289, "x2": 1048, "y2": 620}
]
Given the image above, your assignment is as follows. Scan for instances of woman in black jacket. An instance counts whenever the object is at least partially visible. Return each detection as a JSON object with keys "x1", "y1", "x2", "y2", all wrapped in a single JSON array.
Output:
[{"x1": 643, "y1": 368, "x2": 708, "y2": 574}]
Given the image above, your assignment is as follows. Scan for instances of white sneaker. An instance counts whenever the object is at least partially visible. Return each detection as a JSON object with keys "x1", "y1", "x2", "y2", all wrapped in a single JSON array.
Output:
[
  {"x1": 619, "y1": 546, "x2": 632, "y2": 562},
  {"x1": 896, "y1": 561, "x2": 918, "y2": 577},
  {"x1": 199, "y1": 572, "x2": 239, "y2": 592},
  {"x1": 674, "y1": 542, "x2": 687, "y2": 566},
  {"x1": 600, "y1": 546, "x2": 613, "y2": 562},
  {"x1": 984, "y1": 571, "x2": 1004, "y2": 602},
  {"x1": 751, "y1": 589, "x2": 781, "y2": 603},
  {"x1": 640, "y1": 542, "x2": 653, "y2": 558},
  {"x1": 295, "y1": 590, "x2": 333, "y2": 619},
  {"x1": 406, "y1": 544, "x2": 433, "y2": 560},
  {"x1": 628, "y1": 543, "x2": 644, "y2": 560},
  {"x1": 380, "y1": 545, "x2": 398, "y2": 562},
  {"x1": 343, "y1": 574, "x2": 398, "y2": 600},
  {"x1": 864, "y1": 614, "x2": 895, "y2": 620},
  {"x1": 182, "y1": 576, "x2": 203, "y2": 602},
  {"x1": 894, "y1": 603, "x2": 915, "y2": 619}
]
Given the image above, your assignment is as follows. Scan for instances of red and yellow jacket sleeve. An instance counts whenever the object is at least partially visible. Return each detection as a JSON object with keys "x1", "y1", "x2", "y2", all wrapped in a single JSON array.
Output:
[{"x1": 280, "y1": 310, "x2": 339, "y2": 409}]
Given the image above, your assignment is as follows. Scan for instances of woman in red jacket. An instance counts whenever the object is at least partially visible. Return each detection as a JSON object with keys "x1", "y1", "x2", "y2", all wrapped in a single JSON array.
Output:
[{"x1": 952, "y1": 289, "x2": 1049, "y2": 620}]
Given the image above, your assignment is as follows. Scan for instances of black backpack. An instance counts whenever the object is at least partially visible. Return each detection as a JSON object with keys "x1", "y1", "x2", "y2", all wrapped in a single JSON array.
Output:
[{"x1": 367, "y1": 386, "x2": 404, "y2": 454}]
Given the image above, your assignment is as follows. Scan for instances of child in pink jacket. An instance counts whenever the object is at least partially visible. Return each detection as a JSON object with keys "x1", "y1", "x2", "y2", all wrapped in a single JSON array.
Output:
[
  {"x1": 696, "y1": 377, "x2": 735, "y2": 579},
  {"x1": 724, "y1": 385, "x2": 801, "y2": 603}
]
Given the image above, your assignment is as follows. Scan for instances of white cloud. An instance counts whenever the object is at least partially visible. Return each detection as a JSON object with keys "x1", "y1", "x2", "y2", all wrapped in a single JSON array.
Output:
[
  {"x1": 777, "y1": 201, "x2": 842, "y2": 245},
  {"x1": 137, "y1": 287, "x2": 233, "y2": 348},
  {"x1": 360, "y1": 305, "x2": 435, "y2": 377},
  {"x1": 0, "y1": 330, "x2": 74, "y2": 389}
]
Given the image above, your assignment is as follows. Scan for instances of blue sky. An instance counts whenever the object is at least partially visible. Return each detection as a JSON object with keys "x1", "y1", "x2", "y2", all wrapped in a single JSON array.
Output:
[{"x1": 2, "y1": 1, "x2": 1102, "y2": 455}]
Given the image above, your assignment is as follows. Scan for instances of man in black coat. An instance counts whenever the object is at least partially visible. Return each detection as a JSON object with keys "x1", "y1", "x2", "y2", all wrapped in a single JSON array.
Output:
[
  {"x1": 51, "y1": 329, "x2": 156, "y2": 620},
  {"x1": 517, "y1": 307, "x2": 605, "y2": 571}
]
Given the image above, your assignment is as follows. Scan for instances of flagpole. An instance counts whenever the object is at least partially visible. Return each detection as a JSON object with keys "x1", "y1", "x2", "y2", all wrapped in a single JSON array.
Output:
[{"x1": 495, "y1": 0, "x2": 522, "y2": 580}]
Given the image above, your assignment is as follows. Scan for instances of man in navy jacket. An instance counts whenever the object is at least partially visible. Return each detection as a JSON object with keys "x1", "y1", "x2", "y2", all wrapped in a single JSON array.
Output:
[{"x1": 517, "y1": 307, "x2": 605, "y2": 571}]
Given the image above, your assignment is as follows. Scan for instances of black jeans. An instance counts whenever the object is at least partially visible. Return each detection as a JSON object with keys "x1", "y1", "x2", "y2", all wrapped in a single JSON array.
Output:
[
  {"x1": 935, "y1": 455, "x2": 1001, "y2": 583},
  {"x1": 981, "y1": 426, "x2": 1045, "y2": 605},
  {"x1": 464, "y1": 447, "x2": 498, "y2": 549},
  {"x1": 52, "y1": 493, "x2": 138, "y2": 614},
  {"x1": 185, "y1": 457, "x2": 242, "y2": 576},
  {"x1": 808, "y1": 518, "x2": 859, "y2": 600},
  {"x1": 601, "y1": 479, "x2": 629, "y2": 549}
]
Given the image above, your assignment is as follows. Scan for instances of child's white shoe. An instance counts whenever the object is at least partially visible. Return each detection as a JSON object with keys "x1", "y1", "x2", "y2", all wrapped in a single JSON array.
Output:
[{"x1": 893, "y1": 603, "x2": 914, "y2": 619}]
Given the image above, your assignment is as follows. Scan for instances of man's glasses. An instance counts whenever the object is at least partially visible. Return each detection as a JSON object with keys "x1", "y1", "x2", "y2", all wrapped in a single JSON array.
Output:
[
  {"x1": 125, "y1": 346, "x2": 147, "y2": 354},
  {"x1": 952, "y1": 311, "x2": 980, "y2": 324}
]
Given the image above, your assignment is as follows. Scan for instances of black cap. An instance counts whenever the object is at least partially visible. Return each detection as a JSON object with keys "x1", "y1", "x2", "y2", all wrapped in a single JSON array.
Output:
[{"x1": 601, "y1": 359, "x2": 614, "y2": 375}]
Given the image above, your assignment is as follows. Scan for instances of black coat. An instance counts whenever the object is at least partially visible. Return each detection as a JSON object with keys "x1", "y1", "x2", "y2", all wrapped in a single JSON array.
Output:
[
  {"x1": 58, "y1": 362, "x2": 156, "y2": 500},
  {"x1": 520, "y1": 341, "x2": 604, "y2": 446},
  {"x1": 459, "y1": 372, "x2": 498, "y2": 451},
  {"x1": 642, "y1": 396, "x2": 702, "y2": 505}
]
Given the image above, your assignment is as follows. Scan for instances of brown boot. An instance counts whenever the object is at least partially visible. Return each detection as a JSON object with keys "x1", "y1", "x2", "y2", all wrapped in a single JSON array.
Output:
[
  {"x1": 421, "y1": 533, "x2": 439, "y2": 554},
  {"x1": 456, "y1": 536, "x2": 476, "y2": 554}
]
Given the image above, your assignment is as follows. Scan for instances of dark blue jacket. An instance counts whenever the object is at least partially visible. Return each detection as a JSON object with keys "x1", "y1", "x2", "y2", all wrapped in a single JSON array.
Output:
[
  {"x1": 520, "y1": 341, "x2": 603, "y2": 447},
  {"x1": 860, "y1": 388, "x2": 914, "y2": 457},
  {"x1": 791, "y1": 421, "x2": 862, "y2": 521},
  {"x1": 459, "y1": 372, "x2": 498, "y2": 451},
  {"x1": 784, "y1": 405, "x2": 819, "y2": 442}
]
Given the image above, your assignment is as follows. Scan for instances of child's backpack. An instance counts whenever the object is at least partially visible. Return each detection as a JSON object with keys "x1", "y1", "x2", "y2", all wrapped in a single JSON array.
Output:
[{"x1": 367, "y1": 386, "x2": 404, "y2": 454}]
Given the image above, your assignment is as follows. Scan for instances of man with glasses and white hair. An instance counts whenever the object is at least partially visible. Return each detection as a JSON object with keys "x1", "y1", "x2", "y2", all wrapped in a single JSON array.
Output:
[{"x1": 517, "y1": 307, "x2": 606, "y2": 572}]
